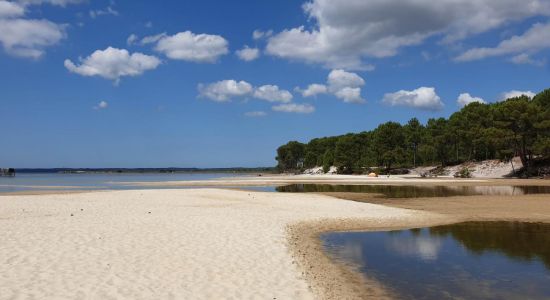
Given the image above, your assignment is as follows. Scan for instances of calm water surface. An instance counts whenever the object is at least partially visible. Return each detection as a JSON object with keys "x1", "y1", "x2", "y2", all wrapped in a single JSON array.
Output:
[
  {"x1": 0, "y1": 173, "x2": 246, "y2": 193},
  {"x1": 3, "y1": 175, "x2": 549, "y2": 196},
  {"x1": 323, "y1": 222, "x2": 550, "y2": 300},
  {"x1": 277, "y1": 184, "x2": 550, "y2": 197}
]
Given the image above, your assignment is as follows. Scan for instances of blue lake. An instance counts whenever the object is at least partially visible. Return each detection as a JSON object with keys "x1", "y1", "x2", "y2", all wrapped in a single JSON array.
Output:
[
  {"x1": 0, "y1": 172, "x2": 247, "y2": 193},
  {"x1": 322, "y1": 222, "x2": 550, "y2": 300}
]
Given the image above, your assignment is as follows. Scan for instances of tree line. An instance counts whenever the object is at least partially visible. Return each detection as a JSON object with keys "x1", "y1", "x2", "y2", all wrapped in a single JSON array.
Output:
[{"x1": 276, "y1": 89, "x2": 550, "y2": 175}]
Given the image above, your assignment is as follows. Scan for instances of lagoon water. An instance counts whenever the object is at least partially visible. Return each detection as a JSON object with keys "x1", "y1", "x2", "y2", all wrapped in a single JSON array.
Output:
[
  {"x1": 0, "y1": 172, "x2": 243, "y2": 193},
  {"x1": 277, "y1": 184, "x2": 550, "y2": 197},
  {"x1": 4, "y1": 175, "x2": 550, "y2": 196},
  {"x1": 322, "y1": 222, "x2": 550, "y2": 300}
]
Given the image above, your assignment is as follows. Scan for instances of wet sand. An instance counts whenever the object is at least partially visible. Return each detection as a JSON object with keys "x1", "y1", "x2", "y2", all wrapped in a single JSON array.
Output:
[{"x1": 320, "y1": 193, "x2": 550, "y2": 222}]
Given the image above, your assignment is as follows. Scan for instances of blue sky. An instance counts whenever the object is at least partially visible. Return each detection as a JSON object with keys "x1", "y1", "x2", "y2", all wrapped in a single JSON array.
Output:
[{"x1": 1, "y1": 0, "x2": 549, "y2": 168}]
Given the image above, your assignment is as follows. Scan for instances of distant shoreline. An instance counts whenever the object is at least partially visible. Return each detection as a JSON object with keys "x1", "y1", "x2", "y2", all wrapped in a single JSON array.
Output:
[{"x1": 11, "y1": 167, "x2": 276, "y2": 174}]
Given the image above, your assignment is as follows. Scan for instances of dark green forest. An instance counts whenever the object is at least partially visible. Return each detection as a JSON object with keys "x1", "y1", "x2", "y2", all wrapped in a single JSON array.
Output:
[{"x1": 276, "y1": 89, "x2": 550, "y2": 175}]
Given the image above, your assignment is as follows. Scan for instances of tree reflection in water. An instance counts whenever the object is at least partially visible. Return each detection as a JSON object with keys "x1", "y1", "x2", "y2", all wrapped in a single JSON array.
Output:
[
  {"x1": 322, "y1": 222, "x2": 550, "y2": 300},
  {"x1": 429, "y1": 222, "x2": 550, "y2": 269},
  {"x1": 277, "y1": 184, "x2": 550, "y2": 198}
]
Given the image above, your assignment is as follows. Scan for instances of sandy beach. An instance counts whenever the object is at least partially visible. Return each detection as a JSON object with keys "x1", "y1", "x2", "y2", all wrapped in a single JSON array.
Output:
[
  {"x1": 4, "y1": 0, "x2": 549, "y2": 298},
  {"x1": 2, "y1": 178, "x2": 549, "y2": 299},
  {"x1": 0, "y1": 188, "x2": 444, "y2": 299}
]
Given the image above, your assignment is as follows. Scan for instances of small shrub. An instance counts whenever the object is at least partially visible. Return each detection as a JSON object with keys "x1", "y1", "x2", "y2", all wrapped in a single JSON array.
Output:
[{"x1": 455, "y1": 167, "x2": 472, "y2": 178}]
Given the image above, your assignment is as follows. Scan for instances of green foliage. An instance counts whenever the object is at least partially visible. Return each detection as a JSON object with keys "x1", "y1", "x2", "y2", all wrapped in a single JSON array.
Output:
[
  {"x1": 276, "y1": 141, "x2": 305, "y2": 172},
  {"x1": 304, "y1": 152, "x2": 317, "y2": 169},
  {"x1": 404, "y1": 118, "x2": 423, "y2": 167},
  {"x1": 334, "y1": 134, "x2": 366, "y2": 173},
  {"x1": 492, "y1": 96, "x2": 540, "y2": 168},
  {"x1": 448, "y1": 102, "x2": 495, "y2": 162},
  {"x1": 533, "y1": 89, "x2": 550, "y2": 108},
  {"x1": 275, "y1": 88, "x2": 550, "y2": 174},
  {"x1": 426, "y1": 118, "x2": 453, "y2": 166},
  {"x1": 322, "y1": 149, "x2": 334, "y2": 173},
  {"x1": 373, "y1": 122, "x2": 406, "y2": 170},
  {"x1": 534, "y1": 138, "x2": 550, "y2": 158}
]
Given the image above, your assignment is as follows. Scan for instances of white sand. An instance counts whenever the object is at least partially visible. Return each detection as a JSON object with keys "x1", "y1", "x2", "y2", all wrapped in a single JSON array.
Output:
[
  {"x1": 415, "y1": 157, "x2": 523, "y2": 178},
  {"x1": 0, "y1": 189, "x2": 429, "y2": 300}
]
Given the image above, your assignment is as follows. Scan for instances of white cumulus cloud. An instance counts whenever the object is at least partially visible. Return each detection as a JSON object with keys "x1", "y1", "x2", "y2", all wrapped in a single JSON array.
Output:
[
  {"x1": 500, "y1": 90, "x2": 536, "y2": 100},
  {"x1": 272, "y1": 103, "x2": 315, "y2": 114},
  {"x1": 153, "y1": 31, "x2": 228, "y2": 63},
  {"x1": 198, "y1": 80, "x2": 294, "y2": 104},
  {"x1": 266, "y1": 0, "x2": 550, "y2": 69},
  {"x1": 0, "y1": 19, "x2": 65, "y2": 59},
  {"x1": 327, "y1": 69, "x2": 364, "y2": 91},
  {"x1": 456, "y1": 22, "x2": 550, "y2": 62},
  {"x1": 326, "y1": 69, "x2": 367, "y2": 103},
  {"x1": 0, "y1": 0, "x2": 66, "y2": 58},
  {"x1": 383, "y1": 87, "x2": 444, "y2": 111},
  {"x1": 333, "y1": 87, "x2": 363, "y2": 104},
  {"x1": 297, "y1": 83, "x2": 328, "y2": 97},
  {"x1": 64, "y1": 47, "x2": 161, "y2": 83},
  {"x1": 236, "y1": 45, "x2": 260, "y2": 61},
  {"x1": 0, "y1": 1, "x2": 25, "y2": 18},
  {"x1": 198, "y1": 80, "x2": 253, "y2": 102},
  {"x1": 457, "y1": 93, "x2": 486, "y2": 107},
  {"x1": 298, "y1": 69, "x2": 366, "y2": 103},
  {"x1": 253, "y1": 85, "x2": 293, "y2": 103}
]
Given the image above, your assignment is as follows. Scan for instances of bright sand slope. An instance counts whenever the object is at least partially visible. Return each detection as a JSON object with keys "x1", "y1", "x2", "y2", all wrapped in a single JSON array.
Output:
[{"x1": 0, "y1": 189, "x2": 437, "y2": 300}]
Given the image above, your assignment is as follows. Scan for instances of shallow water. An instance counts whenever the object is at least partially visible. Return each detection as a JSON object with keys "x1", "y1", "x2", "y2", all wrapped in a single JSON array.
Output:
[
  {"x1": 276, "y1": 184, "x2": 550, "y2": 197},
  {"x1": 0, "y1": 173, "x2": 246, "y2": 193},
  {"x1": 322, "y1": 222, "x2": 550, "y2": 300}
]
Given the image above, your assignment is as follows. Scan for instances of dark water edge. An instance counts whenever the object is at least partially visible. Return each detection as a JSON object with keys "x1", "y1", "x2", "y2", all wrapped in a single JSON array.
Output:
[
  {"x1": 277, "y1": 184, "x2": 550, "y2": 198},
  {"x1": 322, "y1": 222, "x2": 550, "y2": 300}
]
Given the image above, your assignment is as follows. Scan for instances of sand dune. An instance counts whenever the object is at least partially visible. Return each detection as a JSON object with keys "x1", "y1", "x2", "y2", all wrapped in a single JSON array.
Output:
[{"x1": 0, "y1": 189, "x2": 435, "y2": 300}]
